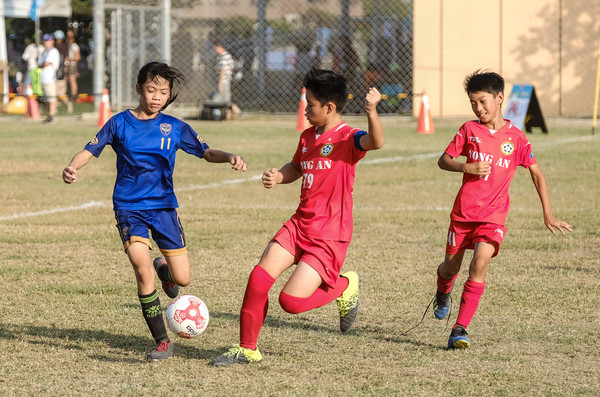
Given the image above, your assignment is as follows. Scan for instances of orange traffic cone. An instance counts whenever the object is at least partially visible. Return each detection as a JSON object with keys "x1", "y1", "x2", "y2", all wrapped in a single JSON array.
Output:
[
  {"x1": 98, "y1": 88, "x2": 112, "y2": 127},
  {"x1": 296, "y1": 86, "x2": 310, "y2": 132},
  {"x1": 25, "y1": 84, "x2": 41, "y2": 120},
  {"x1": 417, "y1": 91, "x2": 435, "y2": 134}
]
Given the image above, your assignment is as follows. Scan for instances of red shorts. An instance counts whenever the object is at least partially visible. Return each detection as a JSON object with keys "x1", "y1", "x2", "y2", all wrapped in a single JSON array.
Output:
[
  {"x1": 446, "y1": 220, "x2": 507, "y2": 258},
  {"x1": 272, "y1": 217, "x2": 350, "y2": 288}
]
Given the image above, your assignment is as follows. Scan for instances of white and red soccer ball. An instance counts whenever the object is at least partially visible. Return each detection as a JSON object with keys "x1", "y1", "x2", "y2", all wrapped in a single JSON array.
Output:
[{"x1": 166, "y1": 295, "x2": 209, "y2": 338}]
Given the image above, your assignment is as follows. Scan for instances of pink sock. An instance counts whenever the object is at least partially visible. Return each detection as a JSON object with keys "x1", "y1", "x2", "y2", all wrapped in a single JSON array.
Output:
[
  {"x1": 239, "y1": 266, "x2": 275, "y2": 350},
  {"x1": 437, "y1": 267, "x2": 459, "y2": 293},
  {"x1": 455, "y1": 278, "x2": 485, "y2": 329},
  {"x1": 279, "y1": 277, "x2": 349, "y2": 314}
]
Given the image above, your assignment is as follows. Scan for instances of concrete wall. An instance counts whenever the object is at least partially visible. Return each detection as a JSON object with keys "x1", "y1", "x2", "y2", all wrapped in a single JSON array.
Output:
[{"x1": 414, "y1": 0, "x2": 600, "y2": 118}]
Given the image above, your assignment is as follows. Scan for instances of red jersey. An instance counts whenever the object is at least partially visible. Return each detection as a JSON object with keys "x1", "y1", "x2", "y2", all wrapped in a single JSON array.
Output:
[
  {"x1": 291, "y1": 123, "x2": 367, "y2": 241},
  {"x1": 444, "y1": 120, "x2": 537, "y2": 225}
]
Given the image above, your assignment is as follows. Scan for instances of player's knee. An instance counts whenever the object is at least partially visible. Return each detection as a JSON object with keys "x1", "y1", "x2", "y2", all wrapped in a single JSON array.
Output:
[
  {"x1": 471, "y1": 257, "x2": 489, "y2": 270},
  {"x1": 469, "y1": 259, "x2": 489, "y2": 280},
  {"x1": 278, "y1": 291, "x2": 304, "y2": 314},
  {"x1": 173, "y1": 275, "x2": 190, "y2": 287}
]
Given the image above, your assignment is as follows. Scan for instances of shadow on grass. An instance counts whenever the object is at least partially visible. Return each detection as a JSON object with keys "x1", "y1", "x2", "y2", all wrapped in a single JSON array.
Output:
[
  {"x1": 211, "y1": 310, "x2": 445, "y2": 350},
  {"x1": 0, "y1": 323, "x2": 225, "y2": 362},
  {"x1": 211, "y1": 309, "x2": 339, "y2": 334}
]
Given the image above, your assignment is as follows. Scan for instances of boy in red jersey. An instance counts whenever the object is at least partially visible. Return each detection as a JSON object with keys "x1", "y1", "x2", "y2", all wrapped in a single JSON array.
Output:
[
  {"x1": 432, "y1": 70, "x2": 572, "y2": 349},
  {"x1": 210, "y1": 68, "x2": 384, "y2": 365}
]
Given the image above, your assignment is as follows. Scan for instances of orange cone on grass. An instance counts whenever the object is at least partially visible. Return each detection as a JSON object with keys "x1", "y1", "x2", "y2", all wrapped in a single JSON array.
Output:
[
  {"x1": 98, "y1": 88, "x2": 112, "y2": 127},
  {"x1": 417, "y1": 91, "x2": 435, "y2": 134},
  {"x1": 25, "y1": 84, "x2": 41, "y2": 120},
  {"x1": 296, "y1": 86, "x2": 310, "y2": 132}
]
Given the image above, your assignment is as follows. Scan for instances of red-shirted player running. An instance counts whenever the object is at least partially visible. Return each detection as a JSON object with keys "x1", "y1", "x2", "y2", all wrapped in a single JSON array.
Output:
[
  {"x1": 210, "y1": 68, "x2": 384, "y2": 365},
  {"x1": 433, "y1": 70, "x2": 572, "y2": 349}
]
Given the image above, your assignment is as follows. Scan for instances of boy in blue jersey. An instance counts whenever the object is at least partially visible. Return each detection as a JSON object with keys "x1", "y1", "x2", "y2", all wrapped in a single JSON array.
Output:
[{"x1": 62, "y1": 62, "x2": 247, "y2": 360}]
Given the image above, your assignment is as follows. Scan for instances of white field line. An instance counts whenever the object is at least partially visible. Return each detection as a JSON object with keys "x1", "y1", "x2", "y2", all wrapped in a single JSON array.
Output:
[
  {"x1": 1, "y1": 135, "x2": 594, "y2": 221},
  {"x1": 0, "y1": 200, "x2": 111, "y2": 221}
]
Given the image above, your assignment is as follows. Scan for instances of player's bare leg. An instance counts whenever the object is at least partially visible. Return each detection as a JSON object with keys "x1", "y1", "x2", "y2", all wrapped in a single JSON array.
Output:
[
  {"x1": 164, "y1": 254, "x2": 191, "y2": 287},
  {"x1": 152, "y1": 254, "x2": 190, "y2": 299},
  {"x1": 127, "y1": 242, "x2": 155, "y2": 295},
  {"x1": 468, "y1": 242, "x2": 494, "y2": 283},
  {"x1": 281, "y1": 262, "x2": 322, "y2": 298}
]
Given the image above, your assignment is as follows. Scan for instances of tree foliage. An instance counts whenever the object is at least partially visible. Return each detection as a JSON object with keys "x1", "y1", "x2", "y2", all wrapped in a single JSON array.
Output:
[{"x1": 362, "y1": 0, "x2": 410, "y2": 17}]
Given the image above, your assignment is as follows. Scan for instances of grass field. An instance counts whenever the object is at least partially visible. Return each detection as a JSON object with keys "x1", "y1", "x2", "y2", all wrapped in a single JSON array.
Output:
[{"x1": 0, "y1": 114, "x2": 598, "y2": 396}]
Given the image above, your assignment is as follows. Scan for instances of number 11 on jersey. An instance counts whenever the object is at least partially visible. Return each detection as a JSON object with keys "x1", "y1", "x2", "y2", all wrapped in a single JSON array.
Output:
[{"x1": 161, "y1": 137, "x2": 171, "y2": 150}]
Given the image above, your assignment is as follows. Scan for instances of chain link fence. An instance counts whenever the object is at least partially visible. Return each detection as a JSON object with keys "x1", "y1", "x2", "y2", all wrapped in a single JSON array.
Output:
[
  {"x1": 100, "y1": 0, "x2": 599, "y2": 119},
  {"x1": 103, "y1": 0, "x2": 413, "y2": 116}
]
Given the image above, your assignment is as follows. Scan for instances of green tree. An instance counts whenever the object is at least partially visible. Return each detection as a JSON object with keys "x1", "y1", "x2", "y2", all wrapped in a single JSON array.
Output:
[{"x1": 362, "y1": 0, "x2": 410, "y2": 17}]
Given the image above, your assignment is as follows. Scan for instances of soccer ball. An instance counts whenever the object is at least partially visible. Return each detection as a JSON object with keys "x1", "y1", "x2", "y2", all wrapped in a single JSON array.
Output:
[{"x1": 166, "y1": 295, "x2": 209, "y2": 338}]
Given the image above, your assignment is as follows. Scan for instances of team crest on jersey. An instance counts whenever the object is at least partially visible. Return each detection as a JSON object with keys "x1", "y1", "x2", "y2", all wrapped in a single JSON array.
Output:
[
  {"x1": 320, "y1": 143, "x2": 334, "y2": 157},
  {"x1": 501, "y1": 141, "x2": 514, "y2": 156},
  {"x1": 160, "y1": 123, "x2": 172, "y2": 137},
  {"x1": 88, "y1": 137, "x2": 98, "y2": 145}
]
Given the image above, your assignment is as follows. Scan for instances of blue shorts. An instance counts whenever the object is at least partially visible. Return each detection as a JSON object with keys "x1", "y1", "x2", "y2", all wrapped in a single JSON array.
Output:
[{"x1": 114, "y1": 209, "x2": 187, "y2": 257}]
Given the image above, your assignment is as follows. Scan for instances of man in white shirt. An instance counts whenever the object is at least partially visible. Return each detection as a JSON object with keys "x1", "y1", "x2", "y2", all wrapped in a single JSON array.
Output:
[{"x1": 38, "y1": 33, "x2": 60, "y2": 122}]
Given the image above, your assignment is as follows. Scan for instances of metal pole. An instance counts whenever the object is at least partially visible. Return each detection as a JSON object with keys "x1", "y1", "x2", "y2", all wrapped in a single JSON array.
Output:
[
  {"x1": 162, "y1": 0, "x2": 171, "y2": 64},
  {"x1": 93, "y1": 0, "x2": 105, "y2": 110},
  {"x1": 139, "y1": 11, "x2": 146, "y2": 67},
  {"x1": 110, "y1": 10, "x2": 117, "y2": 108},
  {"x1": 125, "y1": 12, "x2": 133, "y2": 105},
  {"x1": 0, "y1": 17, "x2": 7, "y2": 107},
  {"x1": 340, "y1": 0, "x2": 350, "y2": 37},
  {"x1": 257, "y1": 0, "x2": 267, "y2": 100}
]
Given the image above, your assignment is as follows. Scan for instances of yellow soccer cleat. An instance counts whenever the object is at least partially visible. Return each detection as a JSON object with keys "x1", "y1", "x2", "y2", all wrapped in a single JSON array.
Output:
[
  {"x1": 209, "y1": 344, "x2": 262, "y2": 366},
  {"x1": 336, "y1": 271, "x2": 360, "y2": 332}
]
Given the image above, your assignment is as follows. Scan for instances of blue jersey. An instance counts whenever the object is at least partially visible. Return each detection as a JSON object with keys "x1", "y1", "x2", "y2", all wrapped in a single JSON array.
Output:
[{"x1": 84, "y1": 110, "x2": 209, "y2": 210}]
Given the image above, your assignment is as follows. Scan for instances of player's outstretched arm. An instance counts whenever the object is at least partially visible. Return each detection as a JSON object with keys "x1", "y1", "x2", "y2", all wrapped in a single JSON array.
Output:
[
  {"x1": 262, "y1": 162, "x2": 302, "y2": 189},
  {"x1": 203, "y1": 148, "x2": 247, "y2": 172},
  {"x1": 62, "y1": 149, "x2": 94, "y2": 184},
  {"x1": 359, "y1": 87, "x2": 384, "y2": 151},
  {"x1": 529, "y1": 164, "x2": 572, "y2": 235},
  {"x1": 438, "y1": 152, "x2": 491, "y2": 176}
]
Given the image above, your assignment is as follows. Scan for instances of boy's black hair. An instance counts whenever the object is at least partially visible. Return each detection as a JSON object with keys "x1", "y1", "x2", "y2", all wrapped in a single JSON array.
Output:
[
  {"x1": 137, "y1": 62, "x2": 185, "y2": 110},
  {"x1": 303, "y1": 68, "x2": 348, "y2": 112},
  {"x1": 464, "y1": 69, "x2": 504, "y2": 96}
]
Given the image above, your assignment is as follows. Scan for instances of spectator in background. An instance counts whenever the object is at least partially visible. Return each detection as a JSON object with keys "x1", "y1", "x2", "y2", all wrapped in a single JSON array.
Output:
[
  {"x1": 53, "y1": 30, "x2": 73, "y2": 113},
  {"x1": 38, "y1": 33, "x2": 60, "y2": 122},
  {"x1": 211, "y1": 40, "x2": 242, "y2": 119},
  {"x1": 7, "y1": 40, "x2": 21, "y2": 94},
  {"x1": 66, "y1": 29, "x2": 81, "y2": 102},
  {"x1": 22, "y1": 36, "x2": 43, "y2": 88}
]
